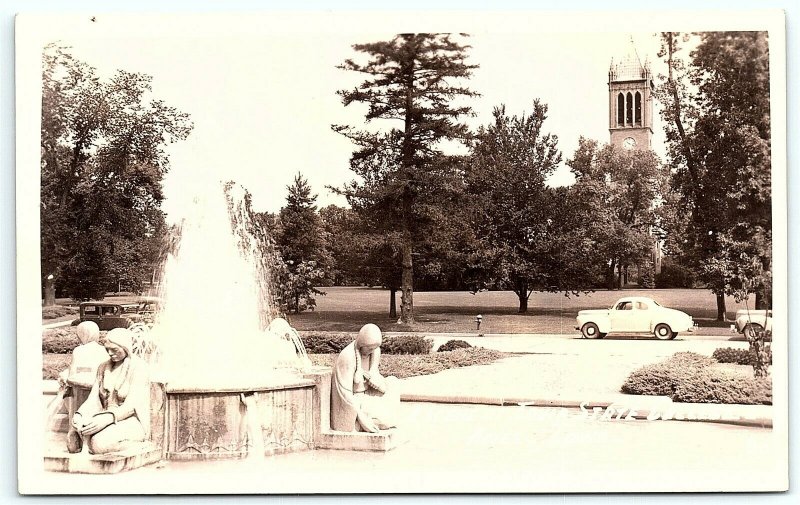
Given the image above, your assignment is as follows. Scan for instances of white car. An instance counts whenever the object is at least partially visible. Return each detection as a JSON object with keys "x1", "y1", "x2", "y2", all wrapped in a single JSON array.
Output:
[
  {"x1": 575, "y1": 296, "x2": 696, "y2": 340},
  {"x1": 731, "y1": 309, "x2": 772, "y2": 341}
]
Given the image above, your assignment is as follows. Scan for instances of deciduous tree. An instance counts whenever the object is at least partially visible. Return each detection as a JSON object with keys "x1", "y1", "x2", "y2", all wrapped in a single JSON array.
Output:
[{"x1": 41, "y1": 45, "x2": 193, "y2": 301}]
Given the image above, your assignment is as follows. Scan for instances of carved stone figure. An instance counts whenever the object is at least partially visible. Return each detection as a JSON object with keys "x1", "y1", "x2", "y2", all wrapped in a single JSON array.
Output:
[
  {"x1": 61, "y1": 321, "x2": 111, "y2": 453},
  {"x1": 71, "y1": 328, "x2": 151, "y2": 454},
  {"x1": 331, "y1": 324, "x2": 399, "y2": 432}
]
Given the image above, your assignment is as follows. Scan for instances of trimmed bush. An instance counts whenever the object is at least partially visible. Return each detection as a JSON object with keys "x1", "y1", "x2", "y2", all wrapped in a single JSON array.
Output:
[
  {"x1": 300, "y1": 334, "x2": 352, "y2": 354},
  {"x1": 712, "y1": 347, "x2": 772, "y2": 366},
  {"x1": 437, "y1": 339, "x2": 472, "y2": 352},
  {"x1": 673, "y1": 368, "x2": 772, "y2": 405},
  {"x1": 300, "y1": 332, "x2": 432, "y2": 355},
  {"x1": 42, "y1": 328, "x2": 81, "y2": 354},
  {"x1": 667, "y1": 351, "x2": 717, "y2": 368},
  {"x1": 380, "y1": 335, "x2": 433, "y2": 355},
  {"x1": 621, "y1": 351, "x2": 772, "y2": 405},
  {"x1": 621, "y1": 360, "x2": 701, "y2": 397}
]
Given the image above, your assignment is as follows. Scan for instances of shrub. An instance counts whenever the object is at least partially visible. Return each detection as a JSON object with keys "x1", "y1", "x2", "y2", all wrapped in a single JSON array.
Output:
[
  {"x1": 672, "y1": 368, "x2": 772, "y2": 405},
  {"x1": 712, "y1": 347, "x2": 772, "y2": 366},
  {"x1": 438, "y1": 339, "x2": 472, "y2": 352},
  {"x1": 42, "y1": 305, "x2": 78, "y2": 320},
  {"x1": 667, "y1": 351, "x2": 717, "y2": 368},
  {"x1": 42, "y1": 328, "x2": 81, "y2": 354},
  {"x1": 655, "y1": 264, "x2": 696, "y2": 288},
  {"x1": 621, "y1": 351, "x2": 772, "y2": 405},
  {"x1": 300, "y1": 333, "x2": 432, "y2": 355},
  {"x1": 300, "y1": 333, "x2": 352, "y2": 354},
  {"x1": 381, "y1": 335, "x2": 433, "y2": 355}
]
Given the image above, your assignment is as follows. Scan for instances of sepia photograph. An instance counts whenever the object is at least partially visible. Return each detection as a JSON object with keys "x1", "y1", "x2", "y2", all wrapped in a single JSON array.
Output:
[{"x1": 14, "y1": 9, "x2": 788, "y2": 494}]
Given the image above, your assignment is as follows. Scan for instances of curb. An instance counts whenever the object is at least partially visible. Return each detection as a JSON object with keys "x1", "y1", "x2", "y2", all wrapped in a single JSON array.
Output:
[{"x1": 399, "y1": 393, "x2": 773, "y2": 428}]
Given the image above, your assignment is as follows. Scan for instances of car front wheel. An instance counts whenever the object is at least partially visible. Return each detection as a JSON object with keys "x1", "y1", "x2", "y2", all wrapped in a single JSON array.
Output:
[
  {"x1": 744, "y1": 323, "x2": 765, "y2": 340},
  {"x1": 654, "y1": 323, "x2": 675, "y2": 340},
  {"x1": 581, "y1": 322, "x2": 605, "y2": 339}
]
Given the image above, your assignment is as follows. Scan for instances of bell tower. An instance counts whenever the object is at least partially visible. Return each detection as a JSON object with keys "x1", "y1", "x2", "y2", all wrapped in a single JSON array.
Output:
[{"x1": 608, "y1": 44, "x2": 654, "y2": 151}]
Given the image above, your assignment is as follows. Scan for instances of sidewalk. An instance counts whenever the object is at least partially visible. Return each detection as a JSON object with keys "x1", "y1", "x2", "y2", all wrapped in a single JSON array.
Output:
[{"x1": 396, "y1": 342, "x2": 773, "y2": 428}]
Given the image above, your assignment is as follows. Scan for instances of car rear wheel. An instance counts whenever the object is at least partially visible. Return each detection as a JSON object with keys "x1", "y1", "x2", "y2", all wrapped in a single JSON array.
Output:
[
  {"x1": 581, "y1": 322, "x2": 605, "y2": 339},
  {"x1": 654, "y1": 323, "x2": 674, "y2": 340},
  {"x1": 744, "y1": 323, "x2": 765, "y2": 340}
]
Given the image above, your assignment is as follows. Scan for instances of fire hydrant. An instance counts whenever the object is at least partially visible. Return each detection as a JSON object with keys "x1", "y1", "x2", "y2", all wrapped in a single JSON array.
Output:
[{"x1": 475, "y1": 314, "x2": 483, "y2": 331}]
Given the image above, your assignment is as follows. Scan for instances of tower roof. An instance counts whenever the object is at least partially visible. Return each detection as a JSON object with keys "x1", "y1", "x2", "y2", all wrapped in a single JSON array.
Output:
[{"x1": 609, "y1": 38, "x2": 651, "y2": 82}]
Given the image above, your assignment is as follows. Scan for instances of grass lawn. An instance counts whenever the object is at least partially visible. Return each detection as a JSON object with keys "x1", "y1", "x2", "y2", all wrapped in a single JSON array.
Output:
[
  {"x1": 43, "y1": 287, "x2": 753, "y2": 335},
  {"x1": 287, "y1": 287, "x2": 752, "y2": 335}
]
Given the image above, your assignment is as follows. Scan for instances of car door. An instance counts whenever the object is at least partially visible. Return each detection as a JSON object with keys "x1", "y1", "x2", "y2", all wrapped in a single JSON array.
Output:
[
  {"x1": 632, "y1": 301, "x2": 654, "y2": 332},
  {"x1": 609, "y1": 301, "x2": 636, "y2": 332}
]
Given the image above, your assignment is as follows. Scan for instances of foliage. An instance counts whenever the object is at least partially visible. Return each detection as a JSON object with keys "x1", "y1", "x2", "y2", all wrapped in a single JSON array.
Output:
[
  {"x1": 437, "y1": 339, "x2": 472, "y2": 352},
  {"x1": 567, "y1": 139, "x2": 668, "y2": 291},
  {"x1": 42, "y1": 328, "x2": 81, "y2": 354},
  {"x1": 464, "y1": 102, "x2": 578, "y2": 312},
  {"x1": 712, "y1": 347, "x2": 772, "y2": 366},
  {"x1": 672, "y1": 369, "x2": 772, "y2": 405},
  {"x1": 275, "y1": 174, "x2": 330, "y2": 313},
  {"x1": 333, "y1": 33, "x2": 479, "y2": 324},
  {"x1": 308, "y1": 347, "x2": 504, "y2": 379},
  {"x1": 655, "y1": 32, "x2": 772, "y2": 315},
  {"x1": 655, "y1": 262, "x2": 697, "y2": 288},
  {"x1": 41, "y1": 45, "x2": 193, "y2": 301},
  {"x1": 42, "y1": 305, "x2": 78, "y2": 320},
  {"x1": 43, "y1": 354, "x2": 72, "y2": 381},
  {"x1": 745, "y1": 327, "x2": 772, "y2": 378},
  {"x1": 380, "y1": 335, "x2": 433, "y2": 355},
  {"x1": 300, "y1": 332, "x2": 431, "y2": 355},
  {"x1": 621, "y1": 351, "x2": 771, "y2": 404},
  {"x1": 300, "y1": 333, "x2": 353, "y2": 354},
  {"x1": 638, "y1": 259, "x2": 655, "y2": 289}
]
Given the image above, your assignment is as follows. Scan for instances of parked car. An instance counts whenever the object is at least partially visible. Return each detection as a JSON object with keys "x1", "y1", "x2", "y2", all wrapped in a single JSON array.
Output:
[
  {"x1": 72, "y1": 301, "x2": 148, "y2": 331},
  {"x1": 575, "y1": 296, "x2": 696, "y2": 340},
  {"x1": 731, "y1": 309, "x2": 772, "y2": 341}
]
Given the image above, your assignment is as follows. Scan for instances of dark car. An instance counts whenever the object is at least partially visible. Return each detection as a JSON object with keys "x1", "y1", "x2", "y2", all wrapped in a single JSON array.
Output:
[{"x1": 73, "y1": 302, "x2": 146, "y2": 331}]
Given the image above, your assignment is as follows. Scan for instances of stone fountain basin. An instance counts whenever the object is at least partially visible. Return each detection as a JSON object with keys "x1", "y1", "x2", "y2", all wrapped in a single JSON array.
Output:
[{"x1": 161, "y1": 376, "x2": 317, "y2": 460}]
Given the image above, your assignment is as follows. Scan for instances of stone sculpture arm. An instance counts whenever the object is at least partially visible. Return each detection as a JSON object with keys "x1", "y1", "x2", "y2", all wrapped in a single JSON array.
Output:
[{"x1": 105, "y1": 360, "x2": 149, "y2": 424}]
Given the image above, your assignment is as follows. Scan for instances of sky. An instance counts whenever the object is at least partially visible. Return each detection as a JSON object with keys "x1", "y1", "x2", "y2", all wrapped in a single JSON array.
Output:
[{"x1": 26, "y1": 13, "x2": 670, "y2": 221}]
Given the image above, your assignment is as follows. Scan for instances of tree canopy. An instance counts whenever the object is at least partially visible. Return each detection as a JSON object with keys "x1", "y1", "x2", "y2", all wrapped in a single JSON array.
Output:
[
  {"x1": 656, "y1": 31, "x2": 771, "y2": 316},
  {"x1": 41, "y1": 44, "x2": 193, "y2": 301}
]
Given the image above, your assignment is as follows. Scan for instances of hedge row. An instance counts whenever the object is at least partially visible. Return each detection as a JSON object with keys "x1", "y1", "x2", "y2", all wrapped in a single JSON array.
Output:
[
  {"x1": 44, "y1": 328, "x2": 434, "y2": 356},
  {"x1": 298, "y1": 333, "x2": 432, "y2": 355},
  {"x1": 621, "y1": 351, "x2": 772, "y2": 405},
  {"x1": 437, "y1": 339, "x2": 472, "y2": 352}
]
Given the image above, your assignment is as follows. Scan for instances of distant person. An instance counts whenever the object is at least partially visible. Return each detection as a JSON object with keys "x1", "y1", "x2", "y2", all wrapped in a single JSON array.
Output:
[
  {"x1": 70, "y1": 328, "x2": 150, "y2": 454},
  {"x1": 331, "y1": 323, "x2": 399, "y2": 432}
]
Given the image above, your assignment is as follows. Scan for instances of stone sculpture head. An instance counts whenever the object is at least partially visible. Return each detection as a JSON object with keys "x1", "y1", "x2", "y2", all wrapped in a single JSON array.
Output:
[
  {"x1": 356, "y1": 323, "x2": 382, "y2": 354},
  {"x1": 104, "y1": 327, "x2": 134, "y2": 363},
  {"x1": 76, "y1": 321, "x2": 101, "y2": 345}
]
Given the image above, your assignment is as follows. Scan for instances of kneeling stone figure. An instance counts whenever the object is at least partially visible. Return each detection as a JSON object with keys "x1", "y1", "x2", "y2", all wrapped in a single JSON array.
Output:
[{"x1": 331, "y1": 324, "x2": 399, "y2": 432}]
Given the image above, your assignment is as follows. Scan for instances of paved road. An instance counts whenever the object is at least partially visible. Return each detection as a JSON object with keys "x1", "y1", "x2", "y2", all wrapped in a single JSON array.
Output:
[{"x1": 36, "y1": 402, "x2": 785, "y2": 493}]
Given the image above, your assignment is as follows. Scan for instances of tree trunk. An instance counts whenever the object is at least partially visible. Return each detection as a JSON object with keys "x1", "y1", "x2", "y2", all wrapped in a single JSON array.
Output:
[
  {"x1": 400, "y1": 231, "x2": 414, "y2": 324},
  {"x1": 715, "y1": 292, "x2": 727, "y2": 321},
  {"x1": 617, "y1": 264, "x2": 624, "y2": 290},
  {"x1": 43, "y1": 275, "x2": 56, "y2": 307},
  {"x1": 517, "y1": 291, "x2": 529, "y2": 313},
  {"x1": 389, "y1": 288, "x2": 397, "y2": 319}
]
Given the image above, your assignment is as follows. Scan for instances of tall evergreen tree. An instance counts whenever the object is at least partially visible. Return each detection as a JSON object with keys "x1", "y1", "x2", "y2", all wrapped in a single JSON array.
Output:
[
  {"x1": 277, "y1": 173, "x2": 331, "y2": 313},
  {"x1": 333, "y1": 33, "x2": 479, "y2": 324}
]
